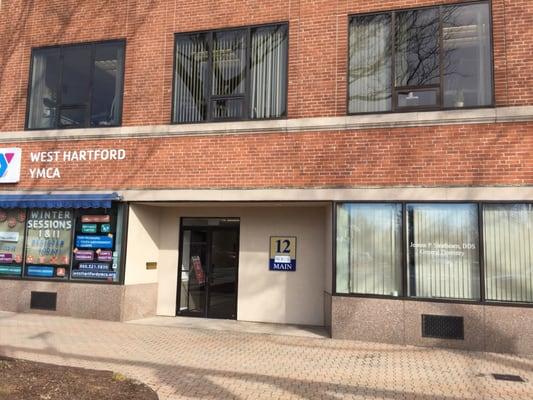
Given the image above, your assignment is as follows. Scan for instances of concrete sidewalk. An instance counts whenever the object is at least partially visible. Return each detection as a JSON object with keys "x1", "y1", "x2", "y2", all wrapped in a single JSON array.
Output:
[{"x1": 0, "y1": 311, "x2": 532, "y2": 400}]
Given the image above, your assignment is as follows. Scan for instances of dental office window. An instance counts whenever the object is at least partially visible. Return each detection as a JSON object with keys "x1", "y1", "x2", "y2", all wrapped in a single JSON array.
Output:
[
  {"x1": 348, "y1": 2, "x2": 492, "y2": 113},
  {"x1": 336, "y1": 203, "x2": 403, "y2": 296},
  {"x1": 172, "y1": 24, "x2": 288, "y2": 123},
  {"x1": 407, "y1": 203, "x2": 480, "y2": 300},
  {"x1": 483, "y1": 204, "x2": 533, "y2": 303},
  {"x1": 27, "y1": 40, "x2": 125, "y2": 129},
  {"x1": 336, "y1": 203, "x2": 533, "y2": 305}
]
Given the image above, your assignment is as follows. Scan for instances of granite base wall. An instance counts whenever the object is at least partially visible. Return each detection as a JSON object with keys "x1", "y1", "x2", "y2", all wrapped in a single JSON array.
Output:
[
  {"x1": 332, "y1": 296, "x2": 533, "y2": 356},
  {"x1": 0, "y1": 280, "x2": 157, "y2": 322}
]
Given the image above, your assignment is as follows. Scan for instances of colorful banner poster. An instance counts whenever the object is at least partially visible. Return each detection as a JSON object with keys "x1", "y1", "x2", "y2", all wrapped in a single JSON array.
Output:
[
  {"x1": 75, "y1": 235, "x2": 113, "y2": 249},
  {"x1": 81, "y1": 215, "x2": 110, "y2": 223},
  {"x1": 25, "y1": 209, "x2": 73, "y2": 266},
  {"x1": 27, "y1": 266, "x2": 55, "y2": 277},
  {"x1": 74, "y1": 250, "x2": 94, "y2": 261},
  {"x1": 97, "y1": 250, "x2": 113, "y2": 262},
  {"x1": 0, "y1": 209, "x2": 25, "y2": 264},
  {"x1": 71, "y1": 270, "x2": 116, "y2": 280},
  {"x1": 81, "y1": 224, "x2": 97, "y2": 233},
  {"x1": 0, "y1": 265, "x2": 22, "y2": 276}
]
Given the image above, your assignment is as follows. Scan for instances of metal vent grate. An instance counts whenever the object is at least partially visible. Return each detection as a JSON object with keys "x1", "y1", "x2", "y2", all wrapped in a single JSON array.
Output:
[
  {"x1": 492, "y1": 374, "x2": 525, "y2": 383},
  {"x1": 422, "y1": 314, "x2": 464, "y2": 340},
  {"x1": 30, "y1": 291, "x2": 57, "y2": 311}
]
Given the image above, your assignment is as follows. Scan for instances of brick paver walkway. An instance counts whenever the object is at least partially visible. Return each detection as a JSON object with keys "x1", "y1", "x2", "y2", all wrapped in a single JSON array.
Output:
[{"x1": 1, "y1": 312, "x2": 532, "y2": 400}]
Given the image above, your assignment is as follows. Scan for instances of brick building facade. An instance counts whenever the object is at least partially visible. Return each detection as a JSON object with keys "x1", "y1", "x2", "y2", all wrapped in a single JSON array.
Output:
[{"x1": 0, "y1": 0, "x2": 532, "y2": 355}]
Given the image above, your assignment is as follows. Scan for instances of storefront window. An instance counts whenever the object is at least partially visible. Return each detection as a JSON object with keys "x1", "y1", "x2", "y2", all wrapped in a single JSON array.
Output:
[
  {"x1": 0, "y1": 209, "x2": 26, "y2": 277},
  {"x1": 71, "y1": 206, "x2": 124, "y2": 283},
  {"x1": 0, "y1": 204, "x2": 123, "y2": 283},
  {"x1": 336, "y1": 203, "x2": 403, "y2": 296},
  {"x1": 24, "y1": 209, "x2": 73, "y2": 279},
  {"x1": 407, "y1": 203, "x2": 480, "y2": 300},
  {"x1": 483, "y1": 204, "x2": 533, "y2": 303}
]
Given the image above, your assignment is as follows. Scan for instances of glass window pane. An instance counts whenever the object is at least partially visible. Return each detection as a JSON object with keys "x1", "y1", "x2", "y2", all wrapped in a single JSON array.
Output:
[
  {"x1": 336, "y1": 203, "x2": 402, "y2": 296},
  {"x1": 348, "y1": 14, "x2": 392, "y2": 113},
  {"x1": 0, "y1": 209, "x2": 26, "y2": 277},
  {"x1": 250, "y1": 25, "x2": 288, "y2": 119},
  {"x1": 59, "y1": 107, "x2": 86, "y2": 128},
  {"x1": 71, "y1": 205, "x2": 123, "y2": 283},
  {"x1": 212, "y1": 30, "x2": 246, "y2": 96},
  {"x1": 27, "y1": 48, "x2": 60, "y2": 129},
  {"x1": 90, "y1": 42, "x2": 124, "y2": 127},
  {"x1": 173, "y1": 34, "x2": 209, "y2": 123},
  {"x1": 443, "y1": 3, "x2": 492, "y2": 108},
  {"x1": 483, "y1": 204, "x2": 533, "y2": 303},
  {"x1": 24, "y1": 209, "x2": 74, "y2": 279},
  {"x1": 397, "y1": 89, "x2": 438, "y2": 108},
  {"x1": 407, "y1": 204, "x2": 480, "y2": 300},
  {"x1": 395, "y1": 8, "x2": 440, "y2": 87},
  {"x1": 211, "y1": 98, "x2": 243, "y2": 120},
  {"x1": 61, "y1": 45, "x2": 91, "y2": 106}
]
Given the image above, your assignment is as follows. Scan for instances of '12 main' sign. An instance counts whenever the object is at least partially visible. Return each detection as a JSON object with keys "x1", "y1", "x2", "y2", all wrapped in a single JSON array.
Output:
[{"x1": 0, "y1": 148, "x2": 21, "y2": 183}]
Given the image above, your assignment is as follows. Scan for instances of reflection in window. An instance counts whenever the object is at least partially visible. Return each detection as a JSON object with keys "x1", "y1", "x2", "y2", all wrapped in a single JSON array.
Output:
[
  {"x1": 395, "y1": 8, "x2": 440, "y2": 87},
  {"x1": 336, "y1": 203, "x2": 402, "y2": 296},
  {"x1": 173, "y1": 24, "x2": 288, "y2": 123},
  {"x1": 348, "y1": 14, "x2": 392, "y2": 113},
  {"x1": 443, "y1": 3, "x2": 492, "y2": 108},
  {"x1": 27, "y1": 41, "x2": 125, "y2": 130},
  {"x1": 407, "y1": 204, "x2": 480, "y2": 300},
  {"x1": 484, "y1": 204, "x2": 533, "y2": 303},
  {"x1": 348, "y1": 1, "x2": 492, "y2": 113}
]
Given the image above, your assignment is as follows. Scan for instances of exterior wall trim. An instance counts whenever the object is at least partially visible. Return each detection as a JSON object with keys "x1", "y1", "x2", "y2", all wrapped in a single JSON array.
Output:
[
  {"x1": 3, "y1": 187, "x2": 532, "y2": 202},
  {"x1": 1, "y1": 106, "x2": 532, "y2": 143}
]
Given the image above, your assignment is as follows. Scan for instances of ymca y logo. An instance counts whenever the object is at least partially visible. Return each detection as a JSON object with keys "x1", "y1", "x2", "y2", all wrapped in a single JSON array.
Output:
[{"x1": 0, "y1": 148, "x2": 22, "y2": 183}]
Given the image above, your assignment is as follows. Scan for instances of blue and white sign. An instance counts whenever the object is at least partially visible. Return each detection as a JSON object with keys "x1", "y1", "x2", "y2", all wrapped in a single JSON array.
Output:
[
  {"x1": 269, "y1": 236, "x2": 297, "y2": 271},
  {"x1": 75, "y1": 235, "x2": 113, "y2": 249},
  {"x1": 26, "y1": 265, "x2": 55, "y2": 277}
]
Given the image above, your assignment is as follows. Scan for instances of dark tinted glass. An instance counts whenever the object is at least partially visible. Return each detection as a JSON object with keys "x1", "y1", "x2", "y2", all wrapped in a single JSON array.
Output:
[
  {"x1": 443, "y1": 3, "x2": 492, "y2": 108},
  {"x1": 395, "y1": 8, "x2": 440, "y2": 87},
  {"x1": 61, "y1": 46, "x2": 91, "y2": 105},
  {"x1": 27, "y1": 41, "x2": 124, "y2": 129},
  {"x1": 91, "y1": 43, "x2": 124, "y2": 126}
]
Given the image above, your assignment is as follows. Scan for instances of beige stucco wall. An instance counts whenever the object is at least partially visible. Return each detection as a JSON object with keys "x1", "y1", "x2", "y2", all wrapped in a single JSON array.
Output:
[
  {"x1": 124, "y1": 205, "x2": 161, "y2": 285},
  {"x1": 130, "y1": 204, "x2": 328, "y2": 326}
]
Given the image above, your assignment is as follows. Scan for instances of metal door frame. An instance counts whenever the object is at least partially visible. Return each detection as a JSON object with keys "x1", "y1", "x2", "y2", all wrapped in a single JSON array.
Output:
[{"x1": 176, "y1": 217, "x2": 240, "y2": 319}]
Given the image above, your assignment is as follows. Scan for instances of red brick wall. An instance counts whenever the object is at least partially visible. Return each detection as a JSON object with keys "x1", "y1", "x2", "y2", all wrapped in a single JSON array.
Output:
[
  {"x1": 1, "y1": 0, "x2": 532, "y2": 129},
  {"x1": 0, "y1": 0, "x2": 532, "y2": 190},
  {"x1": 0, "y1": 122, "x2": 531, "y2": 190}
]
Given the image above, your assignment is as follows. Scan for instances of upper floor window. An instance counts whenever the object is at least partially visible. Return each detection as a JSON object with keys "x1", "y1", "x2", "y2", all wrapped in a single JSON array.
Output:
[
  {"x1": 348, "y1": 2, "x2": 492, "y2": 114},
  {"x1": 27, "y1": 40, "x2": 125, "y2": 130},
  {"x1": 172, "y1": 24, "x2": 288, "y2": 123}
]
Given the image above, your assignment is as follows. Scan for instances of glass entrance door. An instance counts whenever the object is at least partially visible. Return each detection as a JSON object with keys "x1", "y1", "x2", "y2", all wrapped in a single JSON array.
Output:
[{"x1": 177, "y1": 218, "x2": 239, "y2": 319}]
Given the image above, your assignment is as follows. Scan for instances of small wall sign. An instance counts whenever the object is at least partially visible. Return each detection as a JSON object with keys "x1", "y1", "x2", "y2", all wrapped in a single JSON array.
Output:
[{"x1": 269, "y1": 236, "x2": 297, "y2": 271}]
